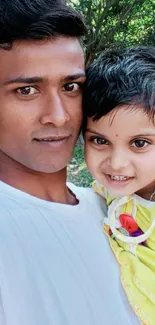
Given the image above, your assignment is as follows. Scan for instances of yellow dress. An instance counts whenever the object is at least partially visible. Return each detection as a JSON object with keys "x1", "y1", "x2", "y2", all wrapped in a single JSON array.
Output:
[{"x1": 93, "y1": 180, "x2": 155, "y2": 325}]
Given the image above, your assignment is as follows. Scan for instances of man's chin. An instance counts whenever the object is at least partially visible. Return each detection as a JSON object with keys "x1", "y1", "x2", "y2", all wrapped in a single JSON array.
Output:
[{"x1": 31, "y1": 156, "x2": 73, "y2": 174}]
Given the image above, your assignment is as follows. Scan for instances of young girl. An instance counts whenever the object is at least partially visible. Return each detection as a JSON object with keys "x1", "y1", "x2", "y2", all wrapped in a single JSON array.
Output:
[{"x1": 83, "y1": 46, "x2": 155, "y2": 325}]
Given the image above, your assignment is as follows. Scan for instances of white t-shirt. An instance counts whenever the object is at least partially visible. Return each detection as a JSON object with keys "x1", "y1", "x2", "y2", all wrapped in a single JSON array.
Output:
[{"x1": 0, "y1": 181, "x2": 140, "y2": 325}]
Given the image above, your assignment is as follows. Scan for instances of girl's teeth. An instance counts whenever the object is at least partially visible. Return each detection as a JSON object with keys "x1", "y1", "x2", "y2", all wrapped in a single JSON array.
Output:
[{"x1": 110, "y1": 175, "x2": 129, "y2": 181}]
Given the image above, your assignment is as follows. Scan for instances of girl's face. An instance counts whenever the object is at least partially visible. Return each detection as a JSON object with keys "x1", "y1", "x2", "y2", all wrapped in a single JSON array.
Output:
[{"x1": 84, "y1": 106, "x2": 155, "y2": 199}]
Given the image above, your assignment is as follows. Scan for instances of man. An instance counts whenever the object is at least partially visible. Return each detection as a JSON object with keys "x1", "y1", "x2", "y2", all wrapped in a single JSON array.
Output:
[{"x1": 0, "y1": 0, "x2": 139, "y2": 324}]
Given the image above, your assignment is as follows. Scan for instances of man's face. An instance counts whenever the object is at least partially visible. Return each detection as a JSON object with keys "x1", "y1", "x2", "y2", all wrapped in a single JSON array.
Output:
[{"x1": 0, "y1": 37, "x2": 85, "y2": 173}]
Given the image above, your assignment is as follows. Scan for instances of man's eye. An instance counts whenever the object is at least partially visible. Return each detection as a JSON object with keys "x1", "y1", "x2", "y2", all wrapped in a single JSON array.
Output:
[
  {"x1": 16, "y1": 86, "x2": 39, "y2": 96},
  {"x1": 91, "y1": 137, "x2": 108, "y2": 145},
  {"x1": 64, "y1": 83, "x2": 81, "y2": 92},
  {"x1": 131, "y1": 139, "x2": 149, "y2": 148}
]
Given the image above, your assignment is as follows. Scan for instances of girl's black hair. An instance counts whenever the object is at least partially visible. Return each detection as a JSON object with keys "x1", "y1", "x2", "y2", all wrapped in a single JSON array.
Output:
[{"x1": 83, "y1": 46, "x2": 155, "y2": 129}]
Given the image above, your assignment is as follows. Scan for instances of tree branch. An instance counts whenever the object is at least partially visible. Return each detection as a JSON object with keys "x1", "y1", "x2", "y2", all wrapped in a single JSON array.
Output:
[{"x1": 96, "y1": 0, "x2": 145, "y2": 52}]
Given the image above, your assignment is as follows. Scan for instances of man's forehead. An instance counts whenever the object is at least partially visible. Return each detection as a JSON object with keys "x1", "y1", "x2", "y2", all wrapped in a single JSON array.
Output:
[
  {"x1": 0, "y1": 37, "x2": 85, "y2": 84},
  {"x1": 6, "y1": 36, "x2": 83, "y2": 53}
]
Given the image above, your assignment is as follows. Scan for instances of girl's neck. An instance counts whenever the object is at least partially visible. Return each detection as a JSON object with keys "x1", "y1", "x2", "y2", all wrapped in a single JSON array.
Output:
[{"x1": 136, "y1": 182, "x2": 155, "y2": 201}]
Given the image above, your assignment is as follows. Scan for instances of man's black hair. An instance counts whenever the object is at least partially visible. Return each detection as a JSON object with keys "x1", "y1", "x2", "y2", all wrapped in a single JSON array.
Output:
[
  {"x1": 0, "y1": 0, "x2": 87, "y2": 49},
  {"x1": 83, "y1": 46, "x2": 155, "y2": 128}
]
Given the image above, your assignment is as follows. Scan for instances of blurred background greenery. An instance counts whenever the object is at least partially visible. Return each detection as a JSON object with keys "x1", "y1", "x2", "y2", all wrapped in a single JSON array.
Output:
[
  {"x1": 67, "y1": 0, "x2": 154, "y2": 65},
  {"x1": 67, "y1": 146, "x2": 94, "y2": 187}
]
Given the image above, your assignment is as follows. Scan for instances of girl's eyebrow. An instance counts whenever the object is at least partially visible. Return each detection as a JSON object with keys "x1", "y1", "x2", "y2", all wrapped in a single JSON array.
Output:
[
  {"x1": 86, "y1": 128, "x2": 107, "y2": 137},
  {"x1": 86, "y1": 128, "x2": 155, "y2": 138},
  {"x1": 129, "y1": 133, "x2": 155, "y2": 138}
]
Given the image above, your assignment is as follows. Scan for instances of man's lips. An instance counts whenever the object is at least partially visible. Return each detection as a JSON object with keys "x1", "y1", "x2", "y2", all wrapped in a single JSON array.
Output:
[
  {"x1": 32, "y1": 135, "x2": 71, "y2": 150},
  {"x1": 33, "y1": 135, "x2": 71, "y2": 142}
]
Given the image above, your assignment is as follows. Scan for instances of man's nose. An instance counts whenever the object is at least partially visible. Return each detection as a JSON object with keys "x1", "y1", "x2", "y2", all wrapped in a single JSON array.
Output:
[{"x1": 40, "y1": 94, "x2": 70, "y2": 127}]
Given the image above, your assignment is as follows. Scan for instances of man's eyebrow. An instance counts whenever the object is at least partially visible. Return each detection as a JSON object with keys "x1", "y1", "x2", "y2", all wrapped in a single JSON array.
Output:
[
  {"x1": 63, "y1": 73, "x2": 86, "y2": 82},
  {"x1": 4, "y1": 73, "x2": 86, "y2": 86},
  {"x1": 4, "y1": 76, "x2": 43, "y2": 85}
]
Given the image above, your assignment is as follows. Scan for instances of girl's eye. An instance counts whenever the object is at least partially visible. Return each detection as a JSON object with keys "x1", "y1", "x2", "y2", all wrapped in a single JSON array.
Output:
[
  {"x1": 91, "y1": 137, "x2": 108, "y2": 145},
  {"x1": 16, "y1": 86, "x2": 39, "y2": 96},
  {"x1": 131, "y1": 139, "x2": 149, "y2": 148},
  {"x1": 63, "y1": 83, "x2": 81, "y2": 92}
]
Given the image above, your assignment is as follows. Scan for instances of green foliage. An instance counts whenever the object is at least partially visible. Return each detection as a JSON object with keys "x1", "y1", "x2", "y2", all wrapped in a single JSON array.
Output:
[
  {"x1": 67, "y1": 0, "x2": 155, "y2": 63},
  {"x1": 67, "y1": 147, "x2": 93, "y2": 187}
]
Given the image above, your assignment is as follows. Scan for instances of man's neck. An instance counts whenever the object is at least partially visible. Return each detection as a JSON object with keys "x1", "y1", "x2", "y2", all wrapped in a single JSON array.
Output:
[{"x1": 0, "y1": 158, "x2": 78, "y2": 205}]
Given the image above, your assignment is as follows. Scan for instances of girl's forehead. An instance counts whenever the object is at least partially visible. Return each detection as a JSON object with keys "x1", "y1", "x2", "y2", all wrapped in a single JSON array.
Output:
[{"x1": 87, "y1": 106, "x2": 155, "y2": 138}]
